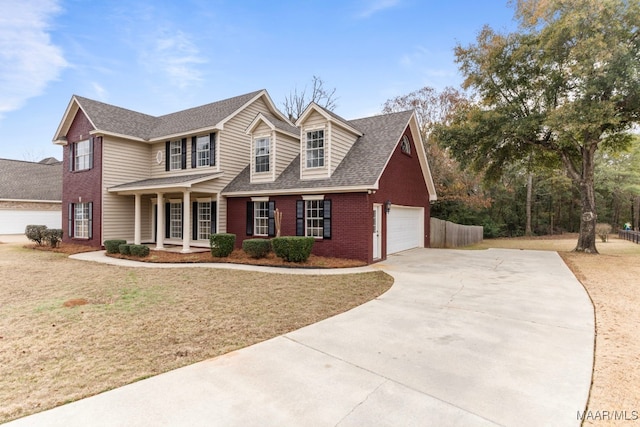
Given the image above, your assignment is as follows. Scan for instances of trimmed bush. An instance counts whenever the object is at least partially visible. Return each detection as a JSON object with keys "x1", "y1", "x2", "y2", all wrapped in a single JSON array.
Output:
[
  {"x1": 271, "y1": 236, "x2": 314, "y2": 262},
  {"x1": 105, "y1": 239, "x2": 127, "y2": 254},
  {"x1": 210, "y1": 233, "x2": 236, "y2": 257},
  {"x1": 118, "y1": 244, "x2": 132, "y2": 255},
  {"x1": 25, "y1": 225, "x2": 47, "y2": 245},
  {"x1": 130, "y1": 244, "x2": 150, "y2": 257},
  {"x1": 43, "y1": 228, "x2": 63, "y2": 248},
  {"x1": 242, "y1": 239, "x2": 271, "y2": 259}
]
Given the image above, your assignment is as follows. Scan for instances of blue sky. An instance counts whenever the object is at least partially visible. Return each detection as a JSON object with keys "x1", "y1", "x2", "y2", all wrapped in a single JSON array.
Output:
[{"x1": 0, "y1": 0, "x2": 517, "y2": 161}]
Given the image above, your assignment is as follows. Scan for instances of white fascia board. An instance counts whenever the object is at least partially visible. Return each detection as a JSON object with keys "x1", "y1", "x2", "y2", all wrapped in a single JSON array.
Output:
[{"x1": 222, "y1": 185, "x2": 376, "y2": 197}]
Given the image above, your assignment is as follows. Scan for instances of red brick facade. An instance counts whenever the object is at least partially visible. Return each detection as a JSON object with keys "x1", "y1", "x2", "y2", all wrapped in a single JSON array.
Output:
[
  {"x1": 226, "y1": 126, "x2": 431, "y2": 264},
  {"x1": 61, "y1": 110, "x2": 102, "y2": 247}
]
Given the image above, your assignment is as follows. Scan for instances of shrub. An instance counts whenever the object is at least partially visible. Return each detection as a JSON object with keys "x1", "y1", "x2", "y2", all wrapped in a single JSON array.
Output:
[
  {"x1": 25, "y1": 225, "x2": 47, "y2": 245},
  {"x1": 210, "y1": 233, "x2": 236, "y2": 257},
  {"x1": 130, "y1": 244, "x2": 150, "y2": 257},
  {"x1": 242, "y1": 239, "x2": 271, "y2": 259},
  {"x1": 43, "y1": 229, "x2": 63, "y2": 248},
  {"x1": 105, "y1": 239, "x2": 127, "y2": 254},
  {"x1": 271, "y1": 236, "x2": 314, "y2": 262},
  {"x1": 596, "y1": 223, "x2": 612, "y2": 242},
  {"x1": 118, "y1": 244, "x2": 132, "y2": 255}
]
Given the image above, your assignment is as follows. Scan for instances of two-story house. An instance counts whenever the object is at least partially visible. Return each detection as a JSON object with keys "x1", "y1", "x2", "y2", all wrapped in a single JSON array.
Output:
[{"x1": 53, "y1": 89, "x2": 436, "y2": 264}]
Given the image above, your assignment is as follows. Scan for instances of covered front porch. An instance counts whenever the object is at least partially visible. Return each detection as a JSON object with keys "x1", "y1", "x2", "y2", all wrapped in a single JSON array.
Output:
[{"x1": 108, "y1": 173, "x2": 223, "y2": 253}]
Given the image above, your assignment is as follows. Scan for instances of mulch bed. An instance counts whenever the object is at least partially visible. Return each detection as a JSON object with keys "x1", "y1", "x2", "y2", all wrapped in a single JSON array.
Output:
[{"x1": 27, "y1": 243, "x2": 366, "y2": 269}]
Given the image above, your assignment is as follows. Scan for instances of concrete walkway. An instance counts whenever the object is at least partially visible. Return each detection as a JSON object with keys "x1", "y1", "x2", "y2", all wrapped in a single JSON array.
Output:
[{"x1": 5, "y1": 248, "x2": 594, "y2": 427}]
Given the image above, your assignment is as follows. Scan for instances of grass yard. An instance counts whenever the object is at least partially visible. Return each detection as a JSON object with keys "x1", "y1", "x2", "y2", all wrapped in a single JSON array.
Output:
[
  {"x1": 0, "y1": 242, "x2": 392, "y2": 423},
  {"x1": 471, "y1": 234, "x2": 640, "y2": 426}
]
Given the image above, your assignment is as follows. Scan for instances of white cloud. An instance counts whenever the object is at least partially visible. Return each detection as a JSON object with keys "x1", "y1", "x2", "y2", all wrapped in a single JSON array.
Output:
[
  {"x1": 0, "y1": 0, "x2": 68, "y2": 117},
  {"x1": 357, "y1": 0, "x2": 401, "y2": 18},
  {"x1": 91, "y1": 82, "x2": 108, "y2": 100},
  {"x1": 146, "y1": 30, "x2": 206, "y2": 89}
]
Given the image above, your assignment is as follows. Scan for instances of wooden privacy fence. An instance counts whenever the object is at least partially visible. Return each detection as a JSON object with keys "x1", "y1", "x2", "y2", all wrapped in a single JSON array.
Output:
[
  {"x1": 619, "y1": 230, "x2": 640, "y2": 244},
  {"x1": 430, "y1": 218, "x2": 484, "y2": 248}
]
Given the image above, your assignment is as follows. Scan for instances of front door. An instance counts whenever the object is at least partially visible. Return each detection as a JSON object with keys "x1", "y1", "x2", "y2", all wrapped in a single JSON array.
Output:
[{"x1": 373, "y1": 204, "x2": 382, "y2": 259}]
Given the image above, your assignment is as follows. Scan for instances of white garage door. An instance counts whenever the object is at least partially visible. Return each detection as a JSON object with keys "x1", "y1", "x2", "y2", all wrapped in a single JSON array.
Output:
[
  {"x1": 0, "y1": 210, "x2": 62, "y2": 235},
  {"x1": 387, "y1": 205, "x2": 424, "y2": 254}
]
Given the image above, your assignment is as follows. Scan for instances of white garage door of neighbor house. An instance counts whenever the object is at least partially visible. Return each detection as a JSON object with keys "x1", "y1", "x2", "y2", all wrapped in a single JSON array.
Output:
[
  {"x1": 0, "y1": 210, "x2": 62, "y2": 235},
  {"x1": 387, "y1": 205, "x2": 424, "y2": 255}
]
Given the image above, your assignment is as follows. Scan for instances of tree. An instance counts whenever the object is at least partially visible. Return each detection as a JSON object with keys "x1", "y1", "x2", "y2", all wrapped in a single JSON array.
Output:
[
  {"x1": 282, "y1": 76, "x2": 337, "y2": 122},
  {"x1": 382, "y1": 87, "x2": 490, "y2": 212},
  {"x1": 436, "y1": 0, "x2": 640, "y2": 253}
]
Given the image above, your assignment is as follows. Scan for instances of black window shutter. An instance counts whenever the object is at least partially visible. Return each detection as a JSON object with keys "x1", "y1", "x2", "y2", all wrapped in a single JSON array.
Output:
[
  {"x1": 210, "y1": 133, "x2": 216, "y2": 166},
  {"x1": 165, "y1": 141, "x2": 170, "y2": 171},
  {"x1": 246, "y1": 201, "x2": 254, "y2": 236},
  {"x1": 191, "y1": 137, "x2": 197, "y2": 168},
  {"x1": 68, "y1": 203, "x2": 73, "y2": 237},
  {"x1": 268, "y1": 201, "x2": 276, "y2": 237},
  {"x1": 181, "y1": 138, "x2": 187, "y2": 169},
  {"x1": 296, "y1": 200, "x2": 304, "y2": 236},
  {"x1": 69, "y1": 143, "x2": 74, "y2": 172},
  {"x1": 165, "y1": 202, "x2": 170, "y2": 238},
  {"x1": 89, "y1": 137, "x2": 94, "y2": 170},
  {"x1": 88, "y1": 202, "x2": 93, "y2": 239},
  {"x1": 211, "y1": 201, "x2": 217, "y2": 234},
  {"x1": 323, "y1": 199, "x2": 332, "y2": 239},
  {"x1": 192, "y1": 202, "x2": 199, "y2": 240}
]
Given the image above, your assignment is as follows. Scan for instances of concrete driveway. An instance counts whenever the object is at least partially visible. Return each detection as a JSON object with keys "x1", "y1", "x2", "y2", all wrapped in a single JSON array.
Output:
[{"x1": 5, "y1": 248, "x2": 594, "y2": 427}]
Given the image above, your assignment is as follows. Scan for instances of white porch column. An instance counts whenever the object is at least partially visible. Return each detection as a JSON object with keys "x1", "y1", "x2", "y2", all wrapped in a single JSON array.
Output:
[
  {"x1": 156, "y1": 192, "x2": 165, "y2": 250},
  {"x1": 182, "y1": 190, "x2": 191, "y2": 253},
  {"x1": 134, "y1": 193, "x2": 142, "y2": 245}
]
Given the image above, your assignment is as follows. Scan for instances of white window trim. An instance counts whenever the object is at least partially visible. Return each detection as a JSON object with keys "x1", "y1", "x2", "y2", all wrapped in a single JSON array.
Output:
[
  {"x1": 74, "y1": 202, "x2": 90, "y2": 239},
  {"x1": 304, "y1": 127, "x2": 326, "y2": 169},
  {"x1": 254, "y1": 200, "x2": 269, "y2": 237},
  {"x1": 197, "y1": 201, "x2": 211, "y2": 241},
  {"x1": 253, "y1": 135, "x2": 270, "y2": 174},
  {"x1": 74, "y1": 139, "x2": 91, "y2": 171},
  {"x1": 196, "y1": 135, "x2": 211, "y2": 168},
  {"x1": 302, "y1": 194, "x2": 324, "y2": 201},
  {"x1": 305, "y1": 199, "x2": 324, "y2": 238},
  {"x1": 170, "y1": 140, "x2": 182, "y2": 171},
  {"x1": 251, "y1": 196, "x2": 269, "y2": 202}
]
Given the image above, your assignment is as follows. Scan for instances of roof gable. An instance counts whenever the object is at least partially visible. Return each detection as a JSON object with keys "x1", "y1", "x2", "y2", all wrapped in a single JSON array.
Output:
[
  {"x1": 295, "y1": 103, "x2": 363, "y2": 137},
  {"x1": 53, "y1": 90, "x2": 291, "y2": 143},
  {"x1": 223, "y1": 109, "x2": 437, "y2": 199},
  {"x1": 246, "y1": 112, "x2": 299, "y2": 138}
]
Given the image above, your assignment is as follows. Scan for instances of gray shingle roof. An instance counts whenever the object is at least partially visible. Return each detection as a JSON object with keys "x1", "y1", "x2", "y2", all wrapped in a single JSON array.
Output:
[
  {"x1": 259, "y1": 113, "x2": 299, "y2": 135},
  {"x1": 74, "y1": 90, "x2": 265, "y2": 141},
  {"x1": 0, "y1": 158, "x2": 62, "y2": 201},
  {"x1": 223, "y1": 110, "x2": 413, "y2": 194},
  {"x1": 108, "y1": 172, "x2": 222, "y2": 192}
]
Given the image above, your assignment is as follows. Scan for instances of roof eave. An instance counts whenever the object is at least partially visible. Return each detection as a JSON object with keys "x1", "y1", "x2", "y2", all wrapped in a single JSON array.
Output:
[{"x1": 222, "y1": 184, "x2": 376, "y2": 197}]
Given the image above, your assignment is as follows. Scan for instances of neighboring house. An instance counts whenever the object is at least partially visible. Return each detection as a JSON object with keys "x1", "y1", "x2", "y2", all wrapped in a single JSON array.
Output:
[
  {"x1": 52, "y1": 89, "x2": 436, "y2": 263},
  {"x1": 0, "y1": 158, "x2": 62, "y2": 234}
]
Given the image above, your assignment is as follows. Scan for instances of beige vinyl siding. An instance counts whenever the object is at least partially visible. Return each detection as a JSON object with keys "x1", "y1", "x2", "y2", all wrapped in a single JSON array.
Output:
[
  {"x1": 250, "y1": 122, "x2": 274, "y2": 183},
  {"x1": 300, "y1": 110, "x2": 329, "y2": 180},
  {"x1": 102, "y1": 137, "x2": 152, "y2": 243},
  {"x1": 219, "y1": 97, "x2": 270, "y2": 184},
  {"x1": 275, "y1": 132, "x2": 299, "y2": 177},
  {"x1": 329, "y1": 121, "x2": 358, "y2": 175}
]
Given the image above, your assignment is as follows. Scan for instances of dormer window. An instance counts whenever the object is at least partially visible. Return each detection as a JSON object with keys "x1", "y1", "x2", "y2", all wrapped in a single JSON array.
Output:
[
  {"x1": 306, "y1": 130, "x2": 325, "y2": 168},
  {"x1": 254, "y1": 137, "x2": 270, "y2": 173}
]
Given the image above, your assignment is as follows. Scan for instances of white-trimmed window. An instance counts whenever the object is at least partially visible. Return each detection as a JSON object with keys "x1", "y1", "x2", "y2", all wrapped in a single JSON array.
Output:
[
  {"x1": 306, "y1": 130, "x2": 325, "y2": 168},
  {"x1": 254, "y1": 201, "x2": 269, "y2": 236},
  {"x1": 74, "y1": 140, "x2": 91, "y2": 171},
  {"x1": 170, "y1": 202, "x2": 182, "y2": 238},
  {"x1": 296, "y1": 197, "x2": 331, "y2": 239},
  {"x1": 254, "y1": 137, "x2": 270, "y2": 173},
  {"x1": 196, "y1": 135, "x2": 210, "y2": 167},
  {"x1": 197, "y1": 202, "x2": 211, "y2": 240},
  {"x1": 305, "y1": 200, "x2": 324, "y2": 237},
  {"x1": 401, "y1": 135, "x2": 411, "y2": 155},
  {"x1": 170, "y1": 141, "x2": 182, "y2": 170},
  {"x1": 74, "y1": 202, "x2": 90, "y2": 238}
]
